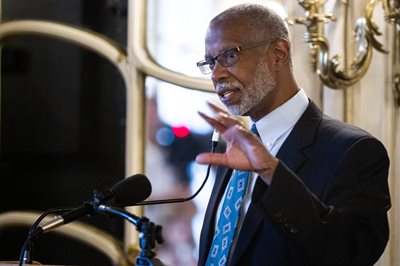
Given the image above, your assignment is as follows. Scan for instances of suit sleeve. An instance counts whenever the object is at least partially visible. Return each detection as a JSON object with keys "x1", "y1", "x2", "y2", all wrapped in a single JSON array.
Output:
[{"x1": 261, "y1": 137, "x2": 391, "y2": 265}]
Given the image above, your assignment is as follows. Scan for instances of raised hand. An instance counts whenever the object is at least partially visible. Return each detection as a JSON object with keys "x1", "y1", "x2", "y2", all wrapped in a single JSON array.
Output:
[{"x1": 196, "y1": 102, "x2": 278, "y2": 184}]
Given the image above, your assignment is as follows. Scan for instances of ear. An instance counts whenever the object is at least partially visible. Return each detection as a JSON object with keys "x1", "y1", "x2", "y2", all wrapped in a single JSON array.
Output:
[{"x1": 272, "y1": 38, "x2": 290, "y2": 68}]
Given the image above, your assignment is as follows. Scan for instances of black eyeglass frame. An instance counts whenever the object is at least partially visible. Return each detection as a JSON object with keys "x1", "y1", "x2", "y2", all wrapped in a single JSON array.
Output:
[{"x1": 196, "y1": 39, "x2": 271, "y2": 75}]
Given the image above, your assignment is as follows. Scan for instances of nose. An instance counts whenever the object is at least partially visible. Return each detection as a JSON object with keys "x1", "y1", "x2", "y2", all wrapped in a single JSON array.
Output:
[{"x1": 211, "y1": 61, "x2": 229, "y2": 84}]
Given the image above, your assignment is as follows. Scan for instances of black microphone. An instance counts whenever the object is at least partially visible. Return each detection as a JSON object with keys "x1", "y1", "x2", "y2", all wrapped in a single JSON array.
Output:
[
  {"x1": 30, "y1": 174, "x2": 152, "y2": 238},
  {"x1": 95, "y1": 173, "x2": 152, "y2": 206},
  {"x1": 134, "y1": 130, "x2": 220, "y2": 206}
]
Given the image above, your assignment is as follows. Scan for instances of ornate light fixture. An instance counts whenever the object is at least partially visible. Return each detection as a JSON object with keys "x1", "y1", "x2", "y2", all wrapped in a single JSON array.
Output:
[
  {"x1": 382, "y1": 0, "x2": 400, "y2": 107},
  {"x1": 288, "y1": 0, "x2": 388, "y2": 89}
]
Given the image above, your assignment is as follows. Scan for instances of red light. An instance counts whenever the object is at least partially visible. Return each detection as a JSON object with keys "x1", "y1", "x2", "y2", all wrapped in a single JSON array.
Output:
[{"x1": 171, "y1": 125, "x2": 190, "y2": 138}]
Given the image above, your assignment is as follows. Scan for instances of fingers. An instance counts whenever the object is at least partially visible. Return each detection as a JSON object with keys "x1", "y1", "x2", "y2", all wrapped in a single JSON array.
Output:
[
  {"x1": 197, "y1": 111, "x2": 227, "y2": 133},
  {"x1": 196, "y1": 152, "x2": 226, "y2": 166},
  {"x1": 198, "y1": 101, "x2": 245, "y2": 132},
  {"x1": 206, "y1": 101, "x2": 229, "y2": 115}
]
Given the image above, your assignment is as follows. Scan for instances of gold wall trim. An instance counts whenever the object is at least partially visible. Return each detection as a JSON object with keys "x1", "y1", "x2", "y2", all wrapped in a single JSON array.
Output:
[
  {"x1": 288, "y1": 0, "x2": 388, "y2": 89},
  {"x1": 0, "y1": 20, "x2": 130, "y2": 79}
]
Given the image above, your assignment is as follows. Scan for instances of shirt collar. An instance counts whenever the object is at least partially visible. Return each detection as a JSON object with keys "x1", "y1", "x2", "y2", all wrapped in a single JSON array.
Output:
[{"x1": 251, "y1": 88, "x2": 309, "y2": 145}]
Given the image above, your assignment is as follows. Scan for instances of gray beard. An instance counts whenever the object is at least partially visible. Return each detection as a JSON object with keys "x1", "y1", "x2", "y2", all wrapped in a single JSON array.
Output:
[{"x1": 227, "y1": 60, "x2": 276, "y2": 116}]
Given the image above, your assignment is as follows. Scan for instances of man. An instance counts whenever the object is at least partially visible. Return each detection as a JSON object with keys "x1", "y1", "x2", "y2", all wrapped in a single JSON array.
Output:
[{"x1": 195, "y1": 3, "x2": 391, "y2": 266}]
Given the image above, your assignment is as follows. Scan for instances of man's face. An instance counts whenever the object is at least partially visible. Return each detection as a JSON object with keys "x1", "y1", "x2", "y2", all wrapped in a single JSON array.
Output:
[{"x1": 205, "y1": 22, "x2": 276, "y2": 118}]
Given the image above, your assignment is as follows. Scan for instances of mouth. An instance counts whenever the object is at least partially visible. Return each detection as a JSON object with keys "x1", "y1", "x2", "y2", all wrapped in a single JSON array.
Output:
[
  {"x1": 218, "y1": 89, "x2": 235, "y2": 99},
  {"x1": 216, "y1": 85, "x2": 240, "y2": 103}
]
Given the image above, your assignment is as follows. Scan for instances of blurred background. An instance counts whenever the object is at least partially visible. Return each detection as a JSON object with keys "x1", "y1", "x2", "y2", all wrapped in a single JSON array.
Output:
[{"x1": 0, "y1": 0, "x2": 399, "y2": 266}]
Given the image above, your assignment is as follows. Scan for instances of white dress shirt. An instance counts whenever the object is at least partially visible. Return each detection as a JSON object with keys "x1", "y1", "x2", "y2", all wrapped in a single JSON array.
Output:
[{"x1": 215, "y1": 88, "x2": 309, "y2": 260}]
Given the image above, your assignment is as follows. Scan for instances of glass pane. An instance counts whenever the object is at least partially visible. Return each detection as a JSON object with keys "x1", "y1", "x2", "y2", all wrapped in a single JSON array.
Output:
[
  {"x1": 144, "y1": 78, "x2": 219, "y2": 266},
  {"x1": 147, "y1": 0, "x2": 216, "y2": 78}
]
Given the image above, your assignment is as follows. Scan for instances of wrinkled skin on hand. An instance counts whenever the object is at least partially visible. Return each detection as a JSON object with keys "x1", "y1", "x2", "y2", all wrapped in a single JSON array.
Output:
[{"x1": 196, "y1": 102, "x2": 278, "y2": 185}]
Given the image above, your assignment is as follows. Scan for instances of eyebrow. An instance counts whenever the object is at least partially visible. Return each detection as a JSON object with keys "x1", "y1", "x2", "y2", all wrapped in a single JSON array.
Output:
[{"x1": 205, "y1": 46, "x2": 238, "y2": 60}]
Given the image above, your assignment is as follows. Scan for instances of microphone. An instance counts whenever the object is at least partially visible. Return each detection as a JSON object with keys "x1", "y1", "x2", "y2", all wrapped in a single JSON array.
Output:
[
  {"x1": 95, "y1": 173, "x2": 152, "y2": 206},
  {"x1": 134, "y1": 129, "x2": 220, "y2": 206},
  {"x1": 211, "y1": 129, "x2": 220, "y2": 147},
  {"x1": 30, "y1": 174, "x2": 152, "y2": 238}
]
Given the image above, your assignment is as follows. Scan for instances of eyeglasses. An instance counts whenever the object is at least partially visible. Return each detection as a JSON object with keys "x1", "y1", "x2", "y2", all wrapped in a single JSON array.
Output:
[{"x1": 196, "y1": 40, "x2": 270, "y2": 75}]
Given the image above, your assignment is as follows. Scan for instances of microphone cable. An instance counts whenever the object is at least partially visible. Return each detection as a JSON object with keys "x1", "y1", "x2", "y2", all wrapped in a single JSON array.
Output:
[
  {"x1": 134, "y1": 130, "x2": 220, "y2": 206},
  {"x1": 18, "y1": 207, "x2": 72, "y2": 266}
]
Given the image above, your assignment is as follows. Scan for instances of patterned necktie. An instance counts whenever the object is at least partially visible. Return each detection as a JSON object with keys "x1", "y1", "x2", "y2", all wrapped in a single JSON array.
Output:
[
  {"x1": 205, "y1": 124, "x2": 258, "y2": 266},
  {"x1": 250, "y1": 123, "x2": 261, "y2": 139}
]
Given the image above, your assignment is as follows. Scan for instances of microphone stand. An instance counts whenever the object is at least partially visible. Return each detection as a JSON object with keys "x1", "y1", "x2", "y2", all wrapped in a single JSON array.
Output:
[
  {"x1": 95, "y1": 205, "x2": 164, "y2": 266},
  {"x1": 19, "y1": 186, "x2": 160, "y2": 266}
]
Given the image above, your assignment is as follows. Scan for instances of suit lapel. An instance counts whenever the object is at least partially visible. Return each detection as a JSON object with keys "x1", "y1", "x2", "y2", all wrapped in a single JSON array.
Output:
[
  {"x1": 230, "y1": 100, "x2": 323, "y2": 264},
  {"x1": 276, "y1": 100, "x2": 322, "y2": 171},
  {"x1": 230, "y1": 177, "x2": 268, "y2": 265}
]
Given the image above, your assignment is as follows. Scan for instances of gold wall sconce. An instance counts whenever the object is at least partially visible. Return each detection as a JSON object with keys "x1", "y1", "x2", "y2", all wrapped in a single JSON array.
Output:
[
  {"x1": 287, "y1": 0, "x2": 389, "y2": 90},
  {"x1": 289, "y1": 0, "x2": 400, "y2": 107},
  {"x1": 382, "y1": 0, "x2": 400, "y2": 107}
]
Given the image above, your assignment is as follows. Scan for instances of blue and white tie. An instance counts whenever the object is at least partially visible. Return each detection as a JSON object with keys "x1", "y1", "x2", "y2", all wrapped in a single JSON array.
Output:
[
  {"x1": 205, "y1": 124, "x2": 260, "y2": 266},
  {"x1": 205, "y1": 169, "x2": 249, "y2": 266}
]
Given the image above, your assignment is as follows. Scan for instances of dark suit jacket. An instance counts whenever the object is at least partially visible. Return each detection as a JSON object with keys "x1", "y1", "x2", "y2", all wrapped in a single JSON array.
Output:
[{"x1": 198, "y1": 101, "x2": 391, "y2": 266}]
